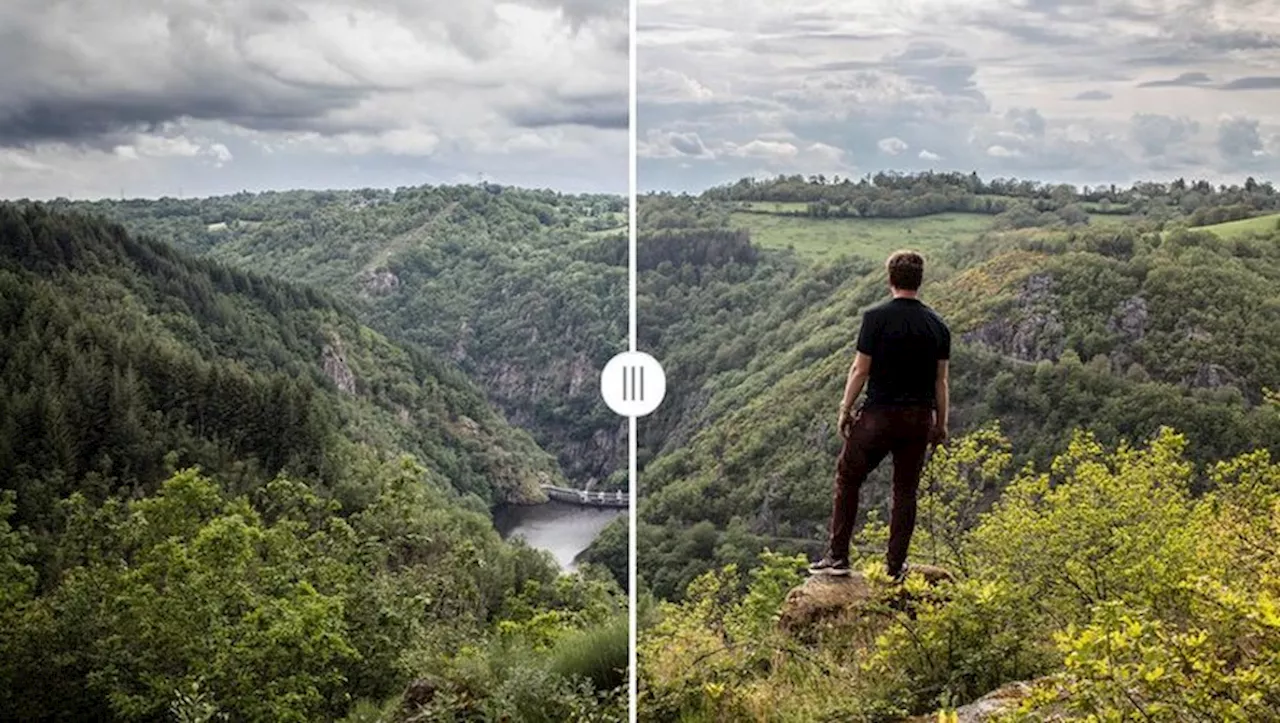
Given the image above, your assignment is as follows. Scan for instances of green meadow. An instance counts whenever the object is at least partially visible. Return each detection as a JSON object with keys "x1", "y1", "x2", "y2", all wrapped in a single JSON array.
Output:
[
  {"x1": 1196, "y1": 211, "x2": 1280, "y2": 238},
  {"x1": 729, "y1": 210, "x2": 994, "y2": 261}
]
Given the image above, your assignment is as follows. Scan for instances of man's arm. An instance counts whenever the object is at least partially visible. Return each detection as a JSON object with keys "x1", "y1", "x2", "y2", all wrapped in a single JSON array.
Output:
[
  {"x1": 932, "y1": 359, "x2": 950, "y2": 443},
  {"x1": 841, "y1": 353, "x2": 872, "y2": 411},
  {"x1": 838, "y1": 352, "x2": 872, "y2": 434}
]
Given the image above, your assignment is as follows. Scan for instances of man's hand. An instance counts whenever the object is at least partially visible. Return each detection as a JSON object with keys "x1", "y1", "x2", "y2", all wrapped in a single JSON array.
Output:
[
  {"x1": 838, "y1": 405, "x2": 857, "y2": 439},
  {"x1": 928, "y1": 417, "x2": 948, "y2": 446}
]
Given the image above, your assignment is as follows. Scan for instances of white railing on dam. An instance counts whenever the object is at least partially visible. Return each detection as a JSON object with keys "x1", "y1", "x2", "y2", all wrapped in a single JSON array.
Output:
[{"x1": 540, "y1": 484, "x2": 629, "y2": 508}]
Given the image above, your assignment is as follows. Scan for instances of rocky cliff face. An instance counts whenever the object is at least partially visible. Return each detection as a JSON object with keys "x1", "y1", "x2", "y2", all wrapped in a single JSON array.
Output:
[
  {"x1": 961, "y1": 274, "x2": 1065, "y2": 363},
  {"x1": 482, "y1": 352, "x2": 625, "y2": 489},
  {"x1": 321, "y1": 335, "x2": 358, "y2": 395}
]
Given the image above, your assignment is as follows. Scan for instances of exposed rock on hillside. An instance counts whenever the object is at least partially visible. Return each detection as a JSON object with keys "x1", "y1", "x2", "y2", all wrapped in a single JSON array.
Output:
[
  {"x1": 361, "y1": 268, "x2": 401, "y2": 295},
  {"x1": 1187, "y1": 361, "x2": 1239, "y2": 390},
  {"x1": 909, "y1": 678, "x2": 1064, "y2": 722},
  {"x1": 1107, "y1": 295, "x2": 1148, "y2": 343},
  {"x1": 321, "y1": 334, "x2": 358, "y2": 394},
  {"x1": 484, "y1": 352, "x2": 625, "y2": 487},
  {"x1": 962, "y1": 274, "x2": 1065, "y2": 362}
]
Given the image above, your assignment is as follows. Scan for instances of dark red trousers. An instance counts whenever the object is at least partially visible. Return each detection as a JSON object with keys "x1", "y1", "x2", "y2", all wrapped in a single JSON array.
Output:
[{"x1": 826, "y1": 405, "x2": 934, "y2": 573}]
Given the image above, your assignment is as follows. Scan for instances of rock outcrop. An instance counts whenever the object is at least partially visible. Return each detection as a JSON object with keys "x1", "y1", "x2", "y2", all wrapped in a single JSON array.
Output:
[
  {"x1": 781, "y1": 569, "x2": 1066, "y2": 722},
  {"x1": 1106, "y1": 295, "x2": 1148, "y2": 343},
  {"x1": 908, "y1": 678, "x2": 1064, "y2": 722},
  {"x1": 361, "y1": 268, "x2": 401, "y2": 296},
  {"x1": 962, "y1": 273, "x2": 1065, "y2": 363},
  {"x1": 778, "y1": 565, "x2": 956, "y2": 637},
  {"x1": 321, "y1": 334, "x2": 358, "y2": 395}
]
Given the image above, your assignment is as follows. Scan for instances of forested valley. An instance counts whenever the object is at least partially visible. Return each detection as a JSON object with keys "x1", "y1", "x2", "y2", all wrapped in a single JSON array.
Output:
[
  {"x1": 54, "y1": 185, "x2": 630, "y2": 493},
  {"x1": 0, "y1": 200, "x2": 628, "y2": 721},
  {"x1": 632, "y1": 172, "x2": 1280, "y2": 721}
]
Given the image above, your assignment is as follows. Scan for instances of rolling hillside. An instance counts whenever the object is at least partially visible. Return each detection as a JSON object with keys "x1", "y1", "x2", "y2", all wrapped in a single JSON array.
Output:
[{"x1": 53, "y1": 186, "x2": 630, "y2": 491}]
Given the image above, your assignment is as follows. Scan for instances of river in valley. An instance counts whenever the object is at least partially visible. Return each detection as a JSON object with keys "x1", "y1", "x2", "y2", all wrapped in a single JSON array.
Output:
[{"x1": 492, "y1": 501, "x2": 624, "y2": 571}]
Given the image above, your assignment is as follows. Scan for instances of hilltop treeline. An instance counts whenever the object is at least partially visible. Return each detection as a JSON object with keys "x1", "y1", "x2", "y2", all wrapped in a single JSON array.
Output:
[{"x1": 697, "y1": 171, "x2": 1280, "y2": 224}]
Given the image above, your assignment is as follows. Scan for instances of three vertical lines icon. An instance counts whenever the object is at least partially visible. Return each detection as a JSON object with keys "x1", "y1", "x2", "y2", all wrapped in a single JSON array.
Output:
[{"x1": 622, "y1": 364, "x2": 644, "y2": 402}]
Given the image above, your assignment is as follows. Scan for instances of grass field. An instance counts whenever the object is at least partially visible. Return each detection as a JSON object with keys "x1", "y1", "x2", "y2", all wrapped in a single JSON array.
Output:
[
  {"x1": 738, "y1": 201, "x2": 812, "y2": 213},
  {"x1": 730, "y1": 211, "x2": 993, "y2": 262},
  {"x1": 1195, "y1": 212, "x2": 1280, "y2": 239}
]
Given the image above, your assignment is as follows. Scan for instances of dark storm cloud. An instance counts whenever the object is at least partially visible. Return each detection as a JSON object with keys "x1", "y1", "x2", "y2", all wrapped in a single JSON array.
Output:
[
  {"x1": 0, "y1": 0, "x2": 625, "y2": 148},
  {"x1": 1138, "y1": 72, "x2": 1212, "y2": 88},
  {"x1": 1219, "y1": 76, "x2": 1280, "y2": 90},
  {"x1": 0, "y1": 86, "x2": 375, "y2": 148},
  {"x1": 508, "y1": 91, "x2": 629, "y2": 130}
]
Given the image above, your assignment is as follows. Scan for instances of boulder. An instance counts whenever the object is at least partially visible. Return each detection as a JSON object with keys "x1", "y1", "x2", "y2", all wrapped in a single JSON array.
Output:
[
  {"x1": 908, "y1": 677, "x2": 1065, "y2": 722},
  {"x1": 778, "y1": 565, "x2": 955, "y2": 637}
]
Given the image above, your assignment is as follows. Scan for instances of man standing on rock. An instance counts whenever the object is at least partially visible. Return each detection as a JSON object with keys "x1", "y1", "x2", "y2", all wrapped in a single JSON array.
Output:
[{"x1": 809, "y1": 250, "x2": 950, "y2": 581}]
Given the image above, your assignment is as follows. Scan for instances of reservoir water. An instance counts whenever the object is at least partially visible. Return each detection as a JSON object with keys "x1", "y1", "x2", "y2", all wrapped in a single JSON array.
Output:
[{"x1": 493, "y1": 501, "x2": 624, "y2": 570}]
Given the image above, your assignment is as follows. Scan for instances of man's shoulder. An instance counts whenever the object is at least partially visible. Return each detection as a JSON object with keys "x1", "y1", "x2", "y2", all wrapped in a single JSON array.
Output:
[
  {"x1": 864, "y1": 299, "x2": 896, "y2": 317},
  {"x1": 921, "y1": 303, "x2": 950, "y2": 328}
]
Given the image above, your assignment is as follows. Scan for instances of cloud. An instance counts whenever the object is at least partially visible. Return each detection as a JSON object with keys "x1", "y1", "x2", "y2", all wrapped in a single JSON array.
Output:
[
  {"x1": 878, "y1": 137, "x2": 908, "y2": 155},
  {"x1": 1137, "y1": 71, "x2": 1212, "y2": 88},
  {"x1": 1130, "y1": 113, "x2": 1201, "y2": 158},
  {"x1": 1219, "y1": 76, "x2": 1280, "y2": 90},
  {"x1": 1006, "y1": 108, "x2": 1046, "y2": 138},
  {"x1": 637, "y1": 129, "x2": 714, "y2": 159},
  {"x1": 0, "y1": 0, "x2": 626, "y2": 197},
  {"x1": 1217, "y1": 115, "x2": 1266, "y2": 162},
  {"x1": 918, "y1": 149, "x2": 942, "y2": 161},
  {"x1": 638, "y1": 0, "x2": 1280, "y2": 192},
  {"x1": 725, "y1": 138, "x2": 799, "y2": 161}
]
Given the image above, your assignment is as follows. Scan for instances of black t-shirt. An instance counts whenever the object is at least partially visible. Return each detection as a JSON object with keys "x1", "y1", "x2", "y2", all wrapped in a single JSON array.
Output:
[{"x1": 856, "y1": 297, "x2": 951, "y2": 408}]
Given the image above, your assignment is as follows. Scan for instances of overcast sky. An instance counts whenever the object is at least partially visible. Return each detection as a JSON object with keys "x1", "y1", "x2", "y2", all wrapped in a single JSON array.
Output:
[
  {"x1": 638, "y1": 0, "x2": 1280, "y2": 193},
  {"x1": 0, "y1": 0, "x2": 626, "y2": 199}
]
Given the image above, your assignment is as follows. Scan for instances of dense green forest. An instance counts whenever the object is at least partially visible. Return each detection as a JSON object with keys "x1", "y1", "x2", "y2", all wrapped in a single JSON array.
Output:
[
  {"x1": 49, "y1": 185, "x2": 629, "y2": 492},
  {"x1": 0, "y1": 204, "x2": 627, "y2": 721},
  {"x1": 632, "y1": 173, "x2": 1280, "y2": 720}
]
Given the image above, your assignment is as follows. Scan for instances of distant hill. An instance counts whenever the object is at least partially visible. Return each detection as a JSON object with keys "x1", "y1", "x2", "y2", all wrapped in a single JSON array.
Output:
[
  {"x1": 52, "y1": 185, "x2": 630, "y2": 490},
  {"x1": 0, "y1": 201, "x2": 564, "y2": 522}
]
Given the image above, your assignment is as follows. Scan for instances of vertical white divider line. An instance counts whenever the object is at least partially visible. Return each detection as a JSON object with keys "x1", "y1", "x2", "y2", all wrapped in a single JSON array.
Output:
[{"x1": 627, "y1": 0, "x2": 639, "y2": 717}]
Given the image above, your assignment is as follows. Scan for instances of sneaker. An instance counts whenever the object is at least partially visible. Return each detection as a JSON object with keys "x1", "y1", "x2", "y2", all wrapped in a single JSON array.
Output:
[
  {"x1": 888, "y1": 561, "x2": 910, "y2": 584},
  {"x1": 808, "y1": 556, "x2": 851, "y2": 576}
]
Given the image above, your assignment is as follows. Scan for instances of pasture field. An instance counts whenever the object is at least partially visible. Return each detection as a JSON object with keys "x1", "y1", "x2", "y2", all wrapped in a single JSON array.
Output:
[
  {"x1": 730, "y1": 210, "x2": 994, "y2": 261},
  {"x1": 1195, "y1": 212, "x2": 1280, "y2": 238}
]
